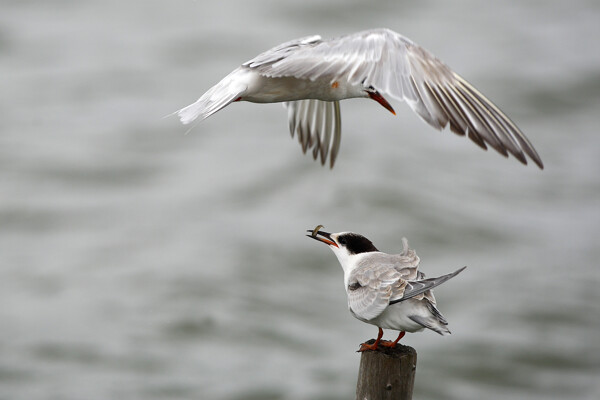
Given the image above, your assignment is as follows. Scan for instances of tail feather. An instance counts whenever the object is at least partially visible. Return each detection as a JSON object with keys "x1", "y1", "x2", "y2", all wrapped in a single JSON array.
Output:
[
  {"x1": 407, "y1": 298, "x2": 451, "y2": 336},
  {"x1": 409, "y1": 314, "x2": 451, "y2": 336},
  {"x1": 176, "y1": 70, "x2": 247, "y2": 125},
  {"x1": 426, "y1": 300, "x2": 448, "y2": 325}
]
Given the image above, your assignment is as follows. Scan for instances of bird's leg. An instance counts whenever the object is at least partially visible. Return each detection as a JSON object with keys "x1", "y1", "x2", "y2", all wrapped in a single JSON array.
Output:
[
  {"x1": 358, "y1": 327, "x2": 384, "y2": 352},
  {"x1": 380, "y1": 331, "x2": 406, "y2": 348}
]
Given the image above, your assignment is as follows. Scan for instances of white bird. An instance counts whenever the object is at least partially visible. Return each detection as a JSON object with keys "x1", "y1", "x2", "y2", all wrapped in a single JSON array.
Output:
[
  {"x1": 308, "y1": 228, "x2": 466, "y2": 351},
  {"x1": 176, "y1": 28, "x2": 543, "y2": 169}
]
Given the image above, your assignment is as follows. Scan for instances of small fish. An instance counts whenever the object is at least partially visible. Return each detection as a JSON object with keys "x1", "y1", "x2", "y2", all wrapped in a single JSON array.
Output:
[{"x1": 311, "y1": 225, "x2": 324, "y2": 238}]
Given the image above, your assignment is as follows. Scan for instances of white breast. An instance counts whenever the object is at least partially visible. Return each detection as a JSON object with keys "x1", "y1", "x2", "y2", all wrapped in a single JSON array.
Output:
[{"x1": 241, "y1": 69, "x2": 367, "y2": 103}]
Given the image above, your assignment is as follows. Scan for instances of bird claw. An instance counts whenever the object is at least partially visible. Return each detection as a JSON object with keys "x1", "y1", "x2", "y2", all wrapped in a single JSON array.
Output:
[
  {"x1": 358, "y1": 338, "x2": 403, "y2": 352},
  {"x1": 357, "y1": 342, "x2": 378, "y2": 352},
  {"x1": 357, "y1": 339, "x2": 394, "y2": 352}
]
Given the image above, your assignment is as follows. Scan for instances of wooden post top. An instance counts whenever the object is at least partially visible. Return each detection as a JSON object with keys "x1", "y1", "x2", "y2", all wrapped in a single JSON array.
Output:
[{"x1": 356, "y1": 341, "x2": 417, "y2": 400}]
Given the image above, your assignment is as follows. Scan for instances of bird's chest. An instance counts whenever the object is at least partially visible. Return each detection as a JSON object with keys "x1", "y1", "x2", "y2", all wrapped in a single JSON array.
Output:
[{"x1": 244, "y1": 74, "x2": 364, "y2": 103}]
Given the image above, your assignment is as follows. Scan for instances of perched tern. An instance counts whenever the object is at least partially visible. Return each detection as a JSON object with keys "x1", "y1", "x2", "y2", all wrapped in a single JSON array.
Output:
[
  {"x1": 308, "y1": 228, "x2": 466, "y2": 351},
  {"x1": 177, "y1": 28, "x2": 543, "y2": 169}
]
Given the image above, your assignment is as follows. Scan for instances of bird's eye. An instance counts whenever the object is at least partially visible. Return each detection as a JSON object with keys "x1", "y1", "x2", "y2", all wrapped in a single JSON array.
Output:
[{"x1": 338, "y1": 237, "x2": 347, "y2": 245}]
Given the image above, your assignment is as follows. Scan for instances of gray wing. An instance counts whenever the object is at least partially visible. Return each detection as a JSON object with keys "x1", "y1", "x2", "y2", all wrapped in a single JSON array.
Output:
[
  {"x1": 391, "y1": 237, "x2": 420, "y2": 279},
  {"x1": 415, "y1": 270, "x2": 438, "y2": 305},
  {"x1": 347, "y1": 265, "x2": 407, "y2": 321},
  {"x1": 348, "y1": 261, "x2": 466, "y2": 321},
  {"x1": 284, "y1": 100, "x2": 341, "y2": 168},
  {"x1": 389, "y1": 266, "x2": 467, "y2": 305},
  {"x1": 388, "y1": 238, "x2": 437, "y2": 303},
  {"x1": 247, "y1": 28, "x2": 543, "y2": 168},
  {"x1": 243, "y1": 35, "x2": 322, "y2": 68}
]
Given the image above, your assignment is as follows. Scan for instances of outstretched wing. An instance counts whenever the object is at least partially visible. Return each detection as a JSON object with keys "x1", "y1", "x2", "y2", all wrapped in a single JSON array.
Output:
[
  {"x1": 246, "y1": 28, "x2": 543, "y2": 168},
  {"x1": 243, "y1": 35, "x2": 323, "y2": 68},
  {"x1": 284, "y1": 100, "x2": 341, "y2": 168}
]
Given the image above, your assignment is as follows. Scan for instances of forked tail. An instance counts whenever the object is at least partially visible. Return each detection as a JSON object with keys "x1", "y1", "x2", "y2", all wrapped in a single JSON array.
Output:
[
  {"x1": 176, "y1": 69, "x2": 247, "y2": 124},
  {"x1": 409, "y1": 301, "x2": 452, "y2": 336}
]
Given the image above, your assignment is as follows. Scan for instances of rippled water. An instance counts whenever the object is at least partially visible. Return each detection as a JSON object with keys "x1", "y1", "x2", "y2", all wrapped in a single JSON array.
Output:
[{"x1": 1, "y1": 1, "x2": 599, "y2": 399}]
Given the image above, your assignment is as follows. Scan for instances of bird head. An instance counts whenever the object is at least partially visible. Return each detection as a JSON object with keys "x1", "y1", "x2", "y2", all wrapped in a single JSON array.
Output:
[
  {"x1": 365, "y1": 86, "x2": 396, "y2": 115},
  {"x1": 307, "y1": 229, "x2": 379, "y2": 268}
]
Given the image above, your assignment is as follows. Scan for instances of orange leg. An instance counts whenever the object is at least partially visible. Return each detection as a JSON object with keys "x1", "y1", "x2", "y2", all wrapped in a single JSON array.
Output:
[
  {"x1": 380, "y1": 331, "x2": 405, "y2": 348},
  {"x1": 358, "y1": 327, "x2": 384, "y2": 352}
]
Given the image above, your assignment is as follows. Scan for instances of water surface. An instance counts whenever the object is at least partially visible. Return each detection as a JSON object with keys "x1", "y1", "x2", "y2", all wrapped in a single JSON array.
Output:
[{"x1": 1, "y1": 1, "x2": 599, "y2": 399}]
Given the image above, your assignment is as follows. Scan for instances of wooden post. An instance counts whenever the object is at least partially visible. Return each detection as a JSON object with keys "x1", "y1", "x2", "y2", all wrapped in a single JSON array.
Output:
[{"x1": 355, "y1": 340, "x2": 417, "y2": 400}]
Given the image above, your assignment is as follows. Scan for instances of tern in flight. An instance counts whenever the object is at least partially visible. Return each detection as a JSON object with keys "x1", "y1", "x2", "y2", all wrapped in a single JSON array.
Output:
[{"x1": 176, "y1": 28, "x2": 543, "y2": 169}]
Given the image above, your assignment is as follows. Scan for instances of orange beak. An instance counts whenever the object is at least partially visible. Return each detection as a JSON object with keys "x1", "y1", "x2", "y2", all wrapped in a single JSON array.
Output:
[
  {"x1": 367, "y1": 91, "x2": 396, "y2": 115},
  {"x1": 306, "y1": 229, "x2": 338, "y2": 248}
]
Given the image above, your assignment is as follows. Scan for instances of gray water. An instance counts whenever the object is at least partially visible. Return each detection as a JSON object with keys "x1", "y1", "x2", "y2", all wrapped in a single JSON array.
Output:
[{"x1": 1, "y1": 1, "x2": 599, "y2": 399}]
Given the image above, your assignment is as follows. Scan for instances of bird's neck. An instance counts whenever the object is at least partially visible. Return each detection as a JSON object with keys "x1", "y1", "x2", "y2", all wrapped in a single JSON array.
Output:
[{"x1": 336, "y1": 252, "x2": 375, "y2": 287}]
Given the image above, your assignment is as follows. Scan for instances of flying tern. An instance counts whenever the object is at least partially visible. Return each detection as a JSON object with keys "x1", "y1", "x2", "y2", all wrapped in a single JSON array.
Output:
[
  {"x1": 308, "y1": 228, "x2": 465, "y2": 351},
  {"x1": 176, "y1": 28, "x2": 543, "y2": 169}
]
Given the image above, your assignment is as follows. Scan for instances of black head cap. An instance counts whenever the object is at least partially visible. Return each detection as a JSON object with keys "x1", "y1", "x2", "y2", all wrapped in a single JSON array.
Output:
[{"x1": 337, "y1": 232, "x2": 378, "y2": 254}]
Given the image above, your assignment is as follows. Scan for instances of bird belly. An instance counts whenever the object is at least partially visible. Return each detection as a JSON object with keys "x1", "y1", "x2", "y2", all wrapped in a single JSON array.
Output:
[
  {"x1": 242, "y1": 71, "x2": 364, "y2": 103},
  {"x1": 363, "y1": 300, "x2": 426, "y2": 333}
]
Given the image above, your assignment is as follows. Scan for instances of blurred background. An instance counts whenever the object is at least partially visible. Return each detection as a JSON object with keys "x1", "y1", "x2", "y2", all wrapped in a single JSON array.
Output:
[{"x1": 1, "y1": 1, "x2": 599, "y2": 399}]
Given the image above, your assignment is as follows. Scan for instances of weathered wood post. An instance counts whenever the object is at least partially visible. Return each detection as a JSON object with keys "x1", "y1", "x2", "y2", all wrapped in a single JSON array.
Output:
[{"x1": 355, "y1": 340, "x2": 417, "y2": 400}]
